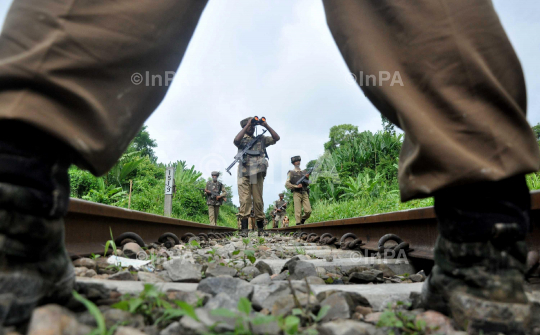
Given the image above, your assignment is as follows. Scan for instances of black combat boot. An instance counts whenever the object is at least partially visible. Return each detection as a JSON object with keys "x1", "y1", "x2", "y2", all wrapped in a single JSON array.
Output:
[
  {"x1": 256, "y1": 220, "x2": 265, "y2": 237},
  {"x1": 0, "y1": 122, "x2": 75, "y2": 327},
  {"x1": 300, "y1": 219, "x2": 306, "y2": 225},
  {"x1": 240, "y1": 219, "x2": 249, "y2": 237},
  {"x1": 422, "y1": 175, "x2": 535, "y2": 334}
]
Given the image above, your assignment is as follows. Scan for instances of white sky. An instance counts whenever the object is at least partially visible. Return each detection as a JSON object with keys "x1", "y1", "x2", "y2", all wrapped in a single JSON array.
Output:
[{"x1": 1, "y1": 1, "x2": 540, "y2": 209}]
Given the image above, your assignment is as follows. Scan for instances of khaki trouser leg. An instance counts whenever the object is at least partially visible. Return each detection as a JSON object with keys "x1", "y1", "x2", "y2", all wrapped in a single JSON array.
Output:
[
  {"x1": 214, "y1": 206, "x2": 220, "y2": 225},
  {"x1": 208, "y1": 205, "x2": 216, "y2": 226},
  {"x1": 301, "y1": 194, "x2": 311, "y2": 221},
  {"x1": 323, "y1": 0, "x2": 540, "y2": 201},
  {"x1": 238, "y1": 173, "x2": 265, "y2": 221},
  {"x1": 275, "y1": 215, "x2": 283, "y2": 228},
  {"x1": 237, "y1": 176, "x2": 251, "y2": 220},
  {"x1": 251, "y1": 173, "x2": 265, "y2": 221},
  {"x1": 293, "y1": 192, "x2": 303, "y2": 224},
  {"x1": 0, "y1": 0, "x2": 207, "y2": 175}
]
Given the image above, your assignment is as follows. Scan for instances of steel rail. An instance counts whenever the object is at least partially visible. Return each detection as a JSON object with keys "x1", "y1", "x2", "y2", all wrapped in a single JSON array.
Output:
[
  {"x1": 65, "y1": 198, "x2": 236, "y2": 257},
  {"x1": 269, "y1": 190, "x2": 540, "y2": 261}
]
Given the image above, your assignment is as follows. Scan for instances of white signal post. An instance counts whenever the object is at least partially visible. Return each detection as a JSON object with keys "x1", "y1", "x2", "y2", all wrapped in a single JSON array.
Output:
[{"x1": 164, "y1": 167, "x2": 175, "y2": 217}]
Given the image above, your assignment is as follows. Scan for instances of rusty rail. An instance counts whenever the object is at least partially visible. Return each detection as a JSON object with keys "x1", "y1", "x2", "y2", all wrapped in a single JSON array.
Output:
[
  {"x1": 65, "y1": 199, "x2": 236, "y2": 257},
  {"x1": 269, "y1": 191, "x2": 540, "y2": 261}
]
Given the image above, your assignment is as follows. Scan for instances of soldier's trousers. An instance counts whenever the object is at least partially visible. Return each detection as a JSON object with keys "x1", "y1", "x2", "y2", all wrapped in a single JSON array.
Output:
[
  {"x1": 238, "y1": 173, "x2": 265, "y2": 220},
  {"x1": 207, "y1": 205, "x2": 220, "y2": 226},
  {"x1": 1, "y1": 0, "x2": 538, "y2": 201},
  {"x1": 274, "y1": 214, "x2": 284, "y2": 228},
  {"x1": 293, "y1": 191, "x2": 311, "y2": 224}
]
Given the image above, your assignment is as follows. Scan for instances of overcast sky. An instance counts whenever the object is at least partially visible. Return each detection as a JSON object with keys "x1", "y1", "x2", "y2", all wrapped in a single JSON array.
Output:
[{"x1": 1, "y1": 1, "x2": 540, "y2": 209}]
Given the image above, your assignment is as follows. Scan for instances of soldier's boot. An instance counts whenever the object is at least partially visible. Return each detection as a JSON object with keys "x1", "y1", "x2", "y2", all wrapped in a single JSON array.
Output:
[
  {"x1": 300, "y1": 219, "x2": 306, "y2": 225},
  {"x1": 422, "y1": 175, "x2": 535, "y2": 334},
  {"x1": 257, "y1": 220, "x2": 265, "y2": 237},
  {"x1": 0, "y1": 123, "x2": 75, "y2": 328},
  {"x1": 240, "y1": 219, "x2": 249, "y2": 237}
]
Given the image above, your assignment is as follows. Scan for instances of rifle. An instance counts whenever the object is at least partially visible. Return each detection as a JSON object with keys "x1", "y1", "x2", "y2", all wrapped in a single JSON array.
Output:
[
  {"x1": 226, "y1": 129, "x2": 267, "y2": 175},
  {"x1": 198, "y1": 188, "x2": 224, "y2": 202},
  {"x1": 295, "y1": 167, "x2": 314, "y2": 187},
  {"x1": 271, "y1": 201, "x2": 288, "y2": 217}
]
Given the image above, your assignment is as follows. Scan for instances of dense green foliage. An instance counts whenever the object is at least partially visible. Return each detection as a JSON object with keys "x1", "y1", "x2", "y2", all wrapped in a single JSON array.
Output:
[
  {"x1": 69, "y1": 127, "x2": 238, "y2": 228},
  {"x1": 272, "y1": 122, "x2": 540, "y2": 226}
]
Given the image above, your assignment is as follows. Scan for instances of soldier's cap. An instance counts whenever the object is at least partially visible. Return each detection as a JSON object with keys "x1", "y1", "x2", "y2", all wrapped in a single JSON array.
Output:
[
  {"x1": 279, "y1": 193, "x2": 284, "y2": 197},
  {"x1": 211, "y1": 171, "x2": 220, "y2": 176},
  {"x1": 240, "y1": 117, "x2": 252, "y2": 128},
  {"x1": 291, "y1": 156, "x2": 301, "y2": 163}
]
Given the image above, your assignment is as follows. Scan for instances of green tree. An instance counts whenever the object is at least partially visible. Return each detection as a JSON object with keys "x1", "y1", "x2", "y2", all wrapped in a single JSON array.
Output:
[
  {"x1": 532, "y1": 122, "x2": 540, "y2": 141},
  {"x1": 381, "y1": 115, "x2": 395, "y2": 136},
  {"x1": 323, "y1": 124, "x2": 359, "y2": 152},
  {"x1": 130, "y1": 125, "x2": 158, "y2": 162}
]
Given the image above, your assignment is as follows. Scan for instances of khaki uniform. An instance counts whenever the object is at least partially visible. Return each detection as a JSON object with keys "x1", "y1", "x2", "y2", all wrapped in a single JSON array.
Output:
[
  {"x1": 0, "y1": 0, "x2": 537, "y2": 202},
  {"x1": 236, "y1": 134, "x2": 275, "y2": 220},
  {"x1": 286, "y1": 168, "x2": 312, "y2": 224},
  {"x1": 273, "y1": 199, "x2": 287, "y2": 228},
  {"x1": 206, "y1": 180, "x2": 226, "y2": 226}
]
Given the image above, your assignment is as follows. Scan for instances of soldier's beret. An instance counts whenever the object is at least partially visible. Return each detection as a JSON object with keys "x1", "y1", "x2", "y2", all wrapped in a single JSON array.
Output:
[
  {"x1": 211, "y1": 171, "x2": 220, "y2": 176},
  {"x1": 240, "y1": 117, "x2": 252, "y2": 128},
  {"x1": 279, "y1": 193, "x2": 284, "y2": 197},
  {"x1": 291, "y1": 156, "x2": 301, "y2": 163}
]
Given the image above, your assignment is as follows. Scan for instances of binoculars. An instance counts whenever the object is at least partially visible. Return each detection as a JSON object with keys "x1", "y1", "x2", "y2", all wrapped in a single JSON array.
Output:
[{"x1": 252, "y1": 116, "x2": 266, "y2": 125}]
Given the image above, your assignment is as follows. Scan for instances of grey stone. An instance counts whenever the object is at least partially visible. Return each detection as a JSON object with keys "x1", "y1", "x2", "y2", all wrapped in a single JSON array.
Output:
[
  {"x1": 252, "y1": 282, "x2": 291, "y2": 311},
  {"x1": 109, "y1": 271, "x2": 134, "y2": 281},
  {"x1": 163, "y1": 258, "x2": 203, "y2": 283},
  {"x1": 179, "y1": 308, "x2": 235, "y2": 334},
  {"x1": 271, "y1": 292, "x2": 320, "y2": 316},
  {"x1": 251, "y1": 316, "x2": 281, "y2": 335},
  {"x1": 289, "y1": 261, "x2": 317, "y2": 280},
  {"x1": 160, "y1": 321, "x2": 182, "y2": 335},
  {"x1": 272, "y1": 271, "x2": 288, "y2": 281},
  {"x1": 115, "y1": 326, "x2": 146, "y2": 335},
  {"x1": 84, "y1": 269, "x2": 97, "y2": 278},
  {"x1": 349, "y1": 272, "x2": 377, "y2": 284},
  {"x1": 255, "y1": 260, "x2": 274, "y2": 275},
  {"x1": 123, "y1": 242, "x2": 144, "y2": 259},
  {"x1": 320, "y1": 292, "x2": 353, "y2": 321},
  {"x1": 197, "y1": 277, "x2": 254, "y2": 301},
  {"x1": 250, "y1": 273, "x2": 272, "y2": 285},
  {"x1": 205, "y1": 265, "x2": 238, "y2": 278},
  {"x1": 74, "y1": 267, "x2": 88, "y2": 276},
  {"x1": 102, "y1": 308, "x2": 145, "y2": 329},
  {"x1": 28, "y1": 304, "x2": 93, "y2": 335},
  {"x1": 373, "y1": 264, "x2": 396, "y2": 277},
  {"x1": 316, "y1": 267, "x2": 327, "y2": 276},
  {"x1": 305, "y1": 276, "x2": 325, "y2": 285},
  {"x1": 281, "y1": 256, "x2": 301, "y2": 273},
  {"x1": 409, "y1": 274, "x2": 424, "y2": 282},
  {"x1": 138, "y1": 272, "x2": 166, "y2": 283},
  {"x1": 166, "y1": 290, "x2": 211, "y2": 306},
  {"x1": 317, "y1": 319, "x2": 379, "y2": 335},
  {"x1": 73, "y1": 258, "x2": 97, "y2": 270},
  {"x1": 204, "y1": 292, "x2": 238, "y2": 310},
  {"x1": 241, "y1": 266, "x2": 261, "y2": 278}
]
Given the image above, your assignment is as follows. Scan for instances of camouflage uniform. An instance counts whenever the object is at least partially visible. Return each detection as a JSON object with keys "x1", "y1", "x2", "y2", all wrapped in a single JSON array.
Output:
[
  {"x1": 236, "y1": 119, "x2": 276, "y2": 221},
  {"x1": 273, "y1": 195, "x2": 287, "y2": 228},
  {"x1": 206, "y1": 171, "x2": 226, "y2": 226},
  {"x1": 285, "y1": 158, "x2": 312, "y2": 225}
]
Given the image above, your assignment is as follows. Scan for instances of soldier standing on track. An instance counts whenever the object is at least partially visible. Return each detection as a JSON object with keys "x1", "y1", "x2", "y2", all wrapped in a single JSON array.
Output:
[
  {"x1": 285, "y1": 156, "x2": 312, "y2": 225},
  {"x1": 234, "y1": 117, "x2": 280, "y2": 236},
  {"x1": 273, "y1": 193, "x2": 287, "y2": 228},
  {"x1": 204, "y1": 171, "x2": 226, "y2": 226}
]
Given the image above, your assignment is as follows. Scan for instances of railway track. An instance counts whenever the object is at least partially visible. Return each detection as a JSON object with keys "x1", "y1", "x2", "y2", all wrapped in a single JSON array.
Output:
[
  {"x1": 65, "y1": 199, "x2": 236, "y2": 257},
  {"x1": 269, "y1": 190, "x2": 540, "y2": 264},
  {"x1": 65, "y1": 191, "x2": 540, "y2": 266}
]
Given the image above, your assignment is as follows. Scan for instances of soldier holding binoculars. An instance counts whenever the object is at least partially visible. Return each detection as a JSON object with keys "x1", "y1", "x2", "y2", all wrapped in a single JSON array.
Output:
[{"x1": 234, "y1": 116, "x2": 280, "y2": 236}]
